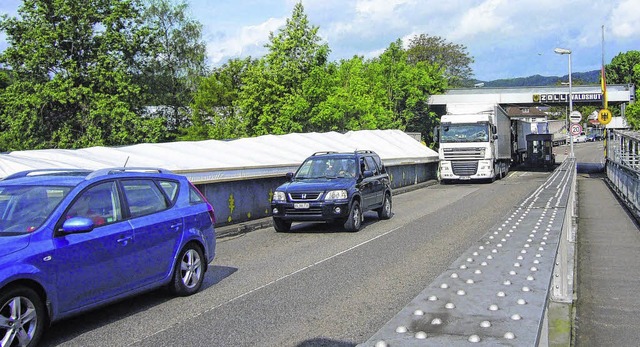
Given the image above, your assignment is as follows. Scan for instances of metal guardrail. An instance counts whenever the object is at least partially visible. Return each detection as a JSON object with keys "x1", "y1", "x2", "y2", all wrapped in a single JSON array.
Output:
[
  {"x1": 359, "y1": 159, "x2": 577, "y2": 346},
  {"x1": 606, "y1": 130, "x2": 640, "y2": 219}
]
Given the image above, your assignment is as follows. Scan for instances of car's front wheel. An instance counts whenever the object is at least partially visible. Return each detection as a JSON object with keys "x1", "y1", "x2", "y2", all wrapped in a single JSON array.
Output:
[
  {"x1": 377, "y1": 193, "x2": 392, "y2": 220},
  {"x1": 273, "y1": 218, "x2": 291, "y2": 232},
  {"x1": 0, "y1": 286, "x2": 46, "y2": 347},
  {"x1": 170, "y1": 244, "x2": 205, "y2": 296},
  {"x1": 344, "y1": 201, "x2": 362, "y2": 232}
]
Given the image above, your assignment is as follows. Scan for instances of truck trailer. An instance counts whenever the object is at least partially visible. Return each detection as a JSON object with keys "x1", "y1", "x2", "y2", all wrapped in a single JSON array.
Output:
[{"x1": 437, "y1": 103, "x2": 511, "y2": 183}]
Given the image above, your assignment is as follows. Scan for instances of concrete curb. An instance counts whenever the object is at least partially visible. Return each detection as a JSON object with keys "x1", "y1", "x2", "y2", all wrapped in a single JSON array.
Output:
[{"x1": 215, "y1": 179, "x2": 439, "y2": 239}]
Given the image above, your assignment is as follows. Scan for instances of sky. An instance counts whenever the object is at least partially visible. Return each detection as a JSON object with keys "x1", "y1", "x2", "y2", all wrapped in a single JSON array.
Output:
[{"x1": 1, "y1": 0, "x2": 639, "y2": 81}]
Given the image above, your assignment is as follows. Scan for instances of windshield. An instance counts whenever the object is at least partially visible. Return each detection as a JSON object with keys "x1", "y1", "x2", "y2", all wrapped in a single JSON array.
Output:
[
  {"x1": 295, "y1": 158, "x2": 357, "y2": 179},
  {"x1": 440, "y1": 124, "x2": 490, "y2": 143},
  {"x1": 0, "y1": 185, "x2": 72, "y2": 235}
]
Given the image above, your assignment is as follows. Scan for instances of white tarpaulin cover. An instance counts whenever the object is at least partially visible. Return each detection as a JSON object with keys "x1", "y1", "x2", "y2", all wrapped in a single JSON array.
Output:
[{"x1": 0, "y1": 129, "x2": 438, "y2": 183}]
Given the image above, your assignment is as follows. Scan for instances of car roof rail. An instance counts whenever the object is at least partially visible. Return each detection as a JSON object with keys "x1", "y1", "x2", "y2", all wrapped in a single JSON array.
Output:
[
  {"x1": 2, "y1": 169, "x2": 92, "y2": 180},
  {"x1": 311, "y1": 151, "x2": 339, "y2": 156},
  {"x1": 85, "y1": 167, "x2": 174, "y2": 180},
  {"x1": 354, "y1": 150, "x2": 374, "y2": 154}
]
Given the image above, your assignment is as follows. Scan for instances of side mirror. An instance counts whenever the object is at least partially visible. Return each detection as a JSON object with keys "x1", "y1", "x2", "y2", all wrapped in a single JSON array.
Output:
[
  {"x1": 363, "y1": 170, "x2": 374, "y2": 178},
  {"x1": 61, "y1": 217, "x2": 95, "y2": 234},
  {"x1": 286, "y1": 172, "x2": 294, "y2": 181},
  {"x1": 493, "y1": 134, "x2": 498, "y2": 140}
]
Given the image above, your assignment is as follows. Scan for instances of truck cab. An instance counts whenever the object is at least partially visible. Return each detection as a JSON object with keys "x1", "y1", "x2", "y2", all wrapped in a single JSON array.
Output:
[{"x1": 437, "y1": 104, "x2": 512, "y2": 183}]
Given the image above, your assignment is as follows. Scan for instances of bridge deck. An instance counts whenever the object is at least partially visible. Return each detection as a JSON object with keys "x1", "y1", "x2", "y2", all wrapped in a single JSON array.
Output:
[{"x1": 359, "y1": 159, "x2": 575, "y2": 346}]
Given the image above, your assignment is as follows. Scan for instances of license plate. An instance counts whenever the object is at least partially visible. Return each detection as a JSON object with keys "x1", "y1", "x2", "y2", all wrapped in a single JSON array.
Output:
[
  {"x1": 294, "y1": 203, "x2": 310, "y2": 209},
  {"x1": 460, "y1": 176, "x2": 471, "y2": 180}
]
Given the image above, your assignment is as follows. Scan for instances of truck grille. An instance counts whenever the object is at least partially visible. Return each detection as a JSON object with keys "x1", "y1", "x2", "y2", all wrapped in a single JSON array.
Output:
[
  {"x1": 288, "y1": 192, "x2": 322, "y2": 201},
  {"x1": 452, "y1": 161, "x2": 478, "y2": 176},
  {"x1": 443, "y1": 147, "x2": 484, "y2": 160}
]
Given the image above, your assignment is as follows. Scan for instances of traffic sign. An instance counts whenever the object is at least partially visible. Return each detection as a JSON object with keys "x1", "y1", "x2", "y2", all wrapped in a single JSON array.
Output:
[
  {"x1": 570, "y1": 123, "x2": 583, "y2": 136},
  {"x1": 598, "y1": 109, "x2": 612, "y2": 125},
  {"x1": 569, "y1": 110, "x2": 582, "y2": 123}
]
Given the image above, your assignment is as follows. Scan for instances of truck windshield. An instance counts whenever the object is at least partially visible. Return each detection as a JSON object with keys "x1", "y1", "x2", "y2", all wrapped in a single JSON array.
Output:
[{"x1": 440, "y1": 124, "x2": 490, "y2": 143}]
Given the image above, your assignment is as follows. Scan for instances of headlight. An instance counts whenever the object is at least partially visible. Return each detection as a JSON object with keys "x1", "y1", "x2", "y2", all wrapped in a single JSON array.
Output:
[
  {"x1": 325, "y1": 190, "x2": 348, "y2": 200},
  {"x1": 273, "y1": 191, "x2": 286, "y2": 202}
]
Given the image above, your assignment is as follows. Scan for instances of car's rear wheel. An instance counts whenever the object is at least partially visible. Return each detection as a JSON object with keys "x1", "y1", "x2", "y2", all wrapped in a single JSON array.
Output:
[
  {"x1": 377, "y1": 193, "x2": 392, "y2": 220},
  {"x1": 170, "y1": 244, "x2": 205, "y2": 296},
  {"x1": 0, "y1": 286, "x2": 46, "y2": 347},
  {"x1": 273, "y1": 218, "x2": 291, "y2": 232},
  {"x1": 344, "y1": 201, "x2": 362, "y2": 232}
]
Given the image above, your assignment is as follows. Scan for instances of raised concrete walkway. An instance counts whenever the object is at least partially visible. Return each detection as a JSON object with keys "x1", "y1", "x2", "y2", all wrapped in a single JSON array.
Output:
[{"x1": 574, "y1": 172, "x2": 640, "y2": 346}]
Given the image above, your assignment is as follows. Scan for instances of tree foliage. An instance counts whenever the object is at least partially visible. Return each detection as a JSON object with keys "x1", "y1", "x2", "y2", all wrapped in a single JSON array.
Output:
[
  {"x1": 139, "y1": 0, "x2": 207, "y2": 135},
  {"x1": 183, "y1": 57, "x2": 253, "y2": 140},
  {"x1": 0, "y1": 0, "x2": 164, "y2": 150},
  {"x1": 606, "y1": 51, "x2": 640, "y2": 129},
  {"x1": 406, "y1": 34, "x2": 473, "y2": 87},
  {"x1": 238, "y1": 2, "x2": 329, "y2": 136},
  {"x1": 0, "y1": 0, "x2": 454, "y2": 150}
]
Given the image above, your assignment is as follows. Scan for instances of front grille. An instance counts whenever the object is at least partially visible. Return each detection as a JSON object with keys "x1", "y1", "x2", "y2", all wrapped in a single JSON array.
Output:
[
  {"x1": 452, "y1": 161, "x2": 478, "y2": 176},
  {"x1": 289, "y1": 192, "x2": 322, "y2": 201},
  {"x1": 284, "y1": 207, "x2": 323, "y2": 215},
  {"x1": 443, "y1": 147, "x2": 484, "y2": 160}
]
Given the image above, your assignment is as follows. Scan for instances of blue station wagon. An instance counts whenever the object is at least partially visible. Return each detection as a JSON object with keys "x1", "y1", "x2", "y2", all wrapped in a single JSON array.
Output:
[{"x1": 0, "y1": 168, "x2": 216, "y2": 346}]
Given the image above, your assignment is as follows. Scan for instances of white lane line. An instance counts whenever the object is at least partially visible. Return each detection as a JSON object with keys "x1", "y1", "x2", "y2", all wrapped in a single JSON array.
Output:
[{"x1": 129, "y1": 226, "x2": 403, "y2": 345}]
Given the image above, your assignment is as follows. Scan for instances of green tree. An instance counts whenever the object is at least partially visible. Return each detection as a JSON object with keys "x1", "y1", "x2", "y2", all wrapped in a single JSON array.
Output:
[
  {"x1": 606, "y1": 51, "x2": 640, "y2": 129},
  {"x1": 238, "y1": 2, "x2": 329, "y2": 136},
  {"x1": 606, "y1": 51, "x2": 640, "y2": 86},
  {"x1": 406, "y1": 34, "x2": 474, "y2": 87},
  {"x1": 139, "y1": 0, "x2": 207, "y2": 136},
  {"x1": 373, "y1": 39, "x2": 447, "y2": 133},
  {"x1": 0, "y1": 69, "x2": 12, "y2": 90},
  {"x1": 310, "y1": 57, "x2": 389, "y2": 131},
  {"x1": 184, "y1": 57, "x2": 253, "y2": 140},
  {"x1": 0, "y1": 0, "x2": 164, "y2": 150}
]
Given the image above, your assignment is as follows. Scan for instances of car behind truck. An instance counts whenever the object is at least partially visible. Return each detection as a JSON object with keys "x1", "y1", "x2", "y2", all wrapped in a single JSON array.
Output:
[{"x1": 437, "y1": 103, "x2": 512, "y2": 183}]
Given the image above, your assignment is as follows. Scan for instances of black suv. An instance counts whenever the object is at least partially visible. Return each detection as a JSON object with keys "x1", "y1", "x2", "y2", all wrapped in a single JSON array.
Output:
[{"x1": 271, "y1": 150, "x2": 392, "y2": 232}]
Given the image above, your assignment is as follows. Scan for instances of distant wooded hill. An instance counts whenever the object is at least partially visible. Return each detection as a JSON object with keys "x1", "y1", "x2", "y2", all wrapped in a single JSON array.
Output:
[{"x1": 476, "y1": 70, "x2": 600, "y2": 87}]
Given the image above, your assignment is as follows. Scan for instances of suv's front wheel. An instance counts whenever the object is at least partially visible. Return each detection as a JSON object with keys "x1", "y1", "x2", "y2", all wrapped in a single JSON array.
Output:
[
  {"x1": 344, "y1": 201, "x2": 362, "y2": 232},
  {"x1": 273, "y1": 218, "x2": 291, "y2": 232},
  {"x1": 377, "y1": 192, "x2": 392, "y2": 220}
]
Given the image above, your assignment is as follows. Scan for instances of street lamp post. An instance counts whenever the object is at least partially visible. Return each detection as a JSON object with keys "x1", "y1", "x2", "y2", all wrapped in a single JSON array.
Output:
[{"x1": 554, "y1": 47, "x2": 574, "y2": 158}]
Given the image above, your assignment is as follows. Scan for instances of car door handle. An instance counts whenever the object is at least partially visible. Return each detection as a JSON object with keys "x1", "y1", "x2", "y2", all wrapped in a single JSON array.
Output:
[
  {"x1": 170, "y1": 223, "x2": 181, "y2": 230},
  {"x1": 117, "y1": 235, "x2": 133, "y2": 246}
]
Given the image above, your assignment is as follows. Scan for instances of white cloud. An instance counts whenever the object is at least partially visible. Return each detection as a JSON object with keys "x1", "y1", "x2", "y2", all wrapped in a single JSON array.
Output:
[
  {"x1": 609, "y1": 0, "x2": 640, "y2": 38},
  {"x1": 355, "y1": 0, "x2": 416, "y2": 20},
  {"x1": 449, "y1": 0, "x2": 509, "y2": 41},
  {"x1": 207, "y1": 17, "x2": 286, "y2": 65}
]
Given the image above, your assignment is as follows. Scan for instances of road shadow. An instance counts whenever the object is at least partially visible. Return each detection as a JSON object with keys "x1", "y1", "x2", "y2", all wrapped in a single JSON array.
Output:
[
  {"x1": 296, "y1": 338, "x2": 356, "y2": 347},
  {"x1": 40, "y1": 265, "x2": 237, "y2": 346},
  {"x1": 577, "y1": 162, "x2": 605, "y2": 174},
  {"x1": 285, "y1": 211, "x2": 387, "y2": 233}
]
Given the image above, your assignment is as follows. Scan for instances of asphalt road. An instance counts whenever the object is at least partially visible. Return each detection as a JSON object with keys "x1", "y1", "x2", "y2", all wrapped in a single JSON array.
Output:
[{"x1": 42, "y1": 166, "x2": 554, "y2": 346}]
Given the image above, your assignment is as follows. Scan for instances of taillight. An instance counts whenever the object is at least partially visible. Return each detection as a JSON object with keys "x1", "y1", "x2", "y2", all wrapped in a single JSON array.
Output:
[
  {"x1": 189, "y1": 181, "x2": 216, "y2": 224},
  {"x1": 206, "y1": 203, "x2": 216, "y2": 224}
]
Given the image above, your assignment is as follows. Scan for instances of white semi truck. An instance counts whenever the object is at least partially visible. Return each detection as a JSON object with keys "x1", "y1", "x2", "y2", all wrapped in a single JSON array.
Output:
[{"x1": 437, "y1": 103, "x2": 512, "y2": 183}]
